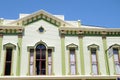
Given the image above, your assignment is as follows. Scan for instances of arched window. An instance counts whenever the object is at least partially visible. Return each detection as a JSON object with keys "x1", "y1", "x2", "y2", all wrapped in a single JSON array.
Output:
[
  {"x1": 29, "y1": 43, "x2": 53, "y2": 75},
  {"x1": 36, "y1": 44, "x2": 46, "y2": 75}
]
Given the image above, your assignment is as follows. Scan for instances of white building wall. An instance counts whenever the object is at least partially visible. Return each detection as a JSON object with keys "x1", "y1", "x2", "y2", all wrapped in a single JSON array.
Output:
[
  {"x1": 65, "y1": 36, "x2": 81, "y2": 75},
  {"x1": 83, "y1": 36, "x2": 106, "y2": 75},
  {"x1": 0, "y1": 35, "x2": 18, "y2": 76},
  {"x1": 107, "y1": 37, "x2": 120, "y2": 75},
  {"x1": 21, "y1": 20, "x2": 61, "y2": 75}
]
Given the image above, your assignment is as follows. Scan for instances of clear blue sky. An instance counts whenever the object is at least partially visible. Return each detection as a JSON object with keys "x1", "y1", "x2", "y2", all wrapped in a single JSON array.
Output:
[{"x1": 0, "y1": 0, "x2": 120, "y2": 28}]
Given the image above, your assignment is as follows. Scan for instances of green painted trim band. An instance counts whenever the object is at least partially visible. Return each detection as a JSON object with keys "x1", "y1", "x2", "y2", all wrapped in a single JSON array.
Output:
[
  {"x1": 79, "y1": 36, "x2": 85, "y2": 75},
  {"x1": 61, "y1": 35, "x2": 66, "y2": 75},
  {"x1": 102, "y1": 37, "x2": 110, "y2": 75}
]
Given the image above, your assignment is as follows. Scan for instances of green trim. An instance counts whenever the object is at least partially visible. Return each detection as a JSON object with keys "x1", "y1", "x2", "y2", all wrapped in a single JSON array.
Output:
[
  {"x1": 79, "y1": 36, "x2": 85, "y2": 75},
  {"x1": 102, "y1": 37, "x2": 110, "y2": 75},
  {"x1": 22, "y1": 15, "x2": 61, "y2": 27},
  {"x1": 16, "y1": 36, "x2": 22, "y2": 76},
  {"x1": 0, "y1": 36, "x2": 3, "y2": 61},
  {"x1": 61, "y1": 35, "x2": 66, "y2": 75}
]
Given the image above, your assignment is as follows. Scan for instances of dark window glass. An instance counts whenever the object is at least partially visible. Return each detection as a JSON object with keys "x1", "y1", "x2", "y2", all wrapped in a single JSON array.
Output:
[
  {"x1": 35, "y1": 44, "x2": 46, "y2": 75},
  {"x1": 5, "y1": 48, "x2": 12, "y2": 75}
]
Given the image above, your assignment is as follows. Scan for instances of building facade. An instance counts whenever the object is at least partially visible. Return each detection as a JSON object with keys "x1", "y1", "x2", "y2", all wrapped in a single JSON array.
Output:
[{"x1": 0, "y1": 10, "x2": 120, "y2": 80}]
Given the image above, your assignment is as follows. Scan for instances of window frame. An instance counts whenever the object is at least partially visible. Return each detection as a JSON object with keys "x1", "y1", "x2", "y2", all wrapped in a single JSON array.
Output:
[
  {"x1": 66, "y1": 43, "x2": 78, "y2": 75},
  {"x1": 28, "y1": 42, "x2": 54, "y2": 75},
  {"x1": 112, "y1": 45, "x2": 120, "y2": 75},
  {"x1": 88, "y1": 44, "x2": 99, "y2": 75},
  {"x1": 3, "y1": 43, "x2": 16, "y2": 76}
]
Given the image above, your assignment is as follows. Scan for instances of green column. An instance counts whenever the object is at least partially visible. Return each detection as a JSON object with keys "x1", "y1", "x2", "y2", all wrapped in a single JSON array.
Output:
[
  {"x1": 79, "y1": 35, "x2": 85, "y2": 75},
  {"x1": 102, "y1": 36, "x2": 110, "y2": 75},
  {"x1": 0, "y1": 34, "x2": 3, "y2": 60},
  {"x1": 61, "y1": 35, "x2": 66, "y2": 75},
  {"x1": 16, "y1": 35, "x2": 22, "y2": 76}
]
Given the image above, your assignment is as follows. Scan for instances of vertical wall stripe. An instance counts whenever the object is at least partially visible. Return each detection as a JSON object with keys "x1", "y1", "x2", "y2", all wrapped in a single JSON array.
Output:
[
  {"x1": 16, "y1": 35, "x2": 22, "y2": 76},
  {"x1": 102, "y1": 36, "x2": 110, "y2": 75},
  {"x1": 0, "y1": 35, "x2": 3, "y2": 61},
  {"x1": 61, "y1": 35, "x2": 66, "y2": 75},
  {"x1": 79, "y1": 36, "x2": 85, "y2": 75}
]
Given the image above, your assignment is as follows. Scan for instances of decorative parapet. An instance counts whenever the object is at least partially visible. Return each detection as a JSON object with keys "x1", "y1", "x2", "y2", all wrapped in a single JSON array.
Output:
[
  {"x1": 59, "y1": 27, "x2": 120, "y2": 36},
  {"x1": 0, "y1": 26, "x2": 24, "y2": 35}
]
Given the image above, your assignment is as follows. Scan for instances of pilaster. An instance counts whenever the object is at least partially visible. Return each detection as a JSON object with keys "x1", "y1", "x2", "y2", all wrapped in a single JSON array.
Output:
[
  {"x1": 16, "y1": 34, "x2": 22, "y2": 76},
  {"x1": 102, "y1": 35, "x2": 110, "y2": 75},
  {"x1": 79, "y1": 35, "x2": 85, "y2": 75},
  {"x1": 61, "y1": 34, "x2": 66, "y2": 75}
]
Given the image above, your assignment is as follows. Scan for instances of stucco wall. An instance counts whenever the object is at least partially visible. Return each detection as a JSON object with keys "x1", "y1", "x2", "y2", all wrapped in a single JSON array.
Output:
[
  {"x1": 0, "y1": 35, "x2": 18, "y2": 75},
  {"x1": 21, "y1": 20, "x2": 61, "y2": 75}
]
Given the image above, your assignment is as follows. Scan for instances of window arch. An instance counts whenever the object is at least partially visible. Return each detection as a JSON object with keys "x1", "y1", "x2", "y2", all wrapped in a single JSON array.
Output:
[
  {"x1": 29, "y1": 41, "x2": 54, "y2": 75},
  {"x1": 35, "y1": 44, "x2": 46, "y2": 75}
]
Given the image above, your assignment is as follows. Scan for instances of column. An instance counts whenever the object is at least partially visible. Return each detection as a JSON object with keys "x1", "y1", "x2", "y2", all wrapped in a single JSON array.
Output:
[
  {"x1": 16, "y1": 34, "x2": 22, "y2": 76},
  {"x1": 102, "y1": 36, "x2": 110, "y2": 75},
  {"x1": 79, "y1": 35, "x2": 85, "y2": 75},
  {"x1": 61, "y1": 35, "x2": 66, "y2": 75}
]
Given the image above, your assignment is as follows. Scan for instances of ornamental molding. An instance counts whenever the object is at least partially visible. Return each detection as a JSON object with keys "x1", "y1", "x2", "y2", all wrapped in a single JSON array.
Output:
[
  {"x1": 59, "y1": 27, "x2": 120, "y2": 36},
  {"x1": 9, "y1": 10, "x2": 74, "y2": 27},
  {"x1": 0, "y1": 25, "x2": 24, "y2": 34}
]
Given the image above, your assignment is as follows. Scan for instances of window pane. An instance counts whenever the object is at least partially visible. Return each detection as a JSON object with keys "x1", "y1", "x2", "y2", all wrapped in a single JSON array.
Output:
[
  {"x1": 70, "y1": 64, "x2": 76, "y2": 75},
  {"x1": 5, "y1": 63, "x2": 11, "y2": 75},
  {"x1": 36, "y1": 50, "x2": 40, "y2": 59},
  {"x1": 92, "y1": 64, "x2": 98, "y2": 74},
  {"x1": 70, "y1": 49, "x2": 75, "y2": 62},
  {"x1": 6, "y1": 49, "x2": 12, "y2": 61},
  {"x1": 48, "y1": 64, "x2": 52, "y2": 75},
  {"x1": 42, "y1": 50, "x2": 46, "y2": 59},
  {"x1": 115, "y1": 64, "x2": 120, "y2": 74},
  {"x1": 48, "y1": 49, "x2": 52, "y2": 62},
  {"x1": 91, "y1": 53, "x2": 97, "y2": 62},
  {"x1": 113, "y1": 48, "x2": 119, "y2": 61},
  {"x1": 30, "y1": 64, "x2": 34, "y2": 75},
  {"x1": 30, "y1": 49, "x2": 34, "y2": 75},
  {"x1": 70, "y1": 49, "x2": 76, "y2": 75}
]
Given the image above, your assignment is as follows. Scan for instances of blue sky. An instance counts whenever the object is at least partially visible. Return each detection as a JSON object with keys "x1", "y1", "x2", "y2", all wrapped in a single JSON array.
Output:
[{"x1": 0, "y1": 0, "x2": 120, "y2": 28}]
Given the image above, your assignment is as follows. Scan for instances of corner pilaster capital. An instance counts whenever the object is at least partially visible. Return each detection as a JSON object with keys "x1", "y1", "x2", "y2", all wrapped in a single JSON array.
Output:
[
  {"x1": 102, "y1": 35, "x2": 106, "y2": 39},
  {"x1": 61, "y1": 34, "x2": 65, "y2": 38},
  {"x1": 0, "y1": 34, "x2": 3, "y2": 38},
  {"x1": 18, "y1": 34, "x2": 23, "y2": 38},
  {"x1": 78, "y1": 35, "x2": 84, "y2": 39}
]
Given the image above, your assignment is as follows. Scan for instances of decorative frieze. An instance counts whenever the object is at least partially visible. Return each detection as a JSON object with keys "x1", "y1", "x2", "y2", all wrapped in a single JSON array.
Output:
[{"x1": 59, "y1": 28, "x2": 120, "y2": 36}]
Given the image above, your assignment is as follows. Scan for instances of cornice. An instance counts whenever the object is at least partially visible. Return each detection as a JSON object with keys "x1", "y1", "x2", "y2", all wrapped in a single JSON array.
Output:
[
  {"x1": 59, "y1": 27, "x2": 120, "y2": 36},
  {"x1": 0, "y1": 25, "x2": 24, "y2": 34}
]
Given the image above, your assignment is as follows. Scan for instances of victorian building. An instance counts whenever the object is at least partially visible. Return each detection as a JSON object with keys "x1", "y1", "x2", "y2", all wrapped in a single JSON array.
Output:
[{"x1": 0, "y1": 10, "x2": 120, "y2": 80}]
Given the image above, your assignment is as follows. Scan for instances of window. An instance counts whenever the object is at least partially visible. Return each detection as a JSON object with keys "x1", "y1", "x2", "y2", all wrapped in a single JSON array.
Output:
[
  {"x1": 70, "y1": 48, "x2": 76, "y2": 75},
  {"x1": 48, "y1": 49, "x2": 52, "y2": 75},
  {"x1": 39, "y1": 27, "x2": 44, "y2": 33},
  {"x1": 29, "y1": 44, "x2": 53, "y2": 75},
  {"x1": 113, "y1": 48, "x2": 120, "y2": 74},
  {"x1": 67, "y1": 43, "x2": 78, "y2": 75},
  {"x1": 91, "y1": 48, "x2": 98, "y2": 75},
  {"x1": 30, "y1": 49, "x2": 34, "y2": 75},
  {"x1": 4, "y1": 48, "x2": 13, "y2": 75}
]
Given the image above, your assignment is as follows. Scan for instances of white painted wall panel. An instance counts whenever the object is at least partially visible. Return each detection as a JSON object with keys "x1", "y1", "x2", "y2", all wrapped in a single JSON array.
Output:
[
  {"x1": 65, "y1": 36, "x2": 81, "y2": 75},
  {"x1": 107, "y1": 37, "x2": 120, "y2": 75},
  {"x1": 21, "y1": 20, "x2": 61, "y2": 75},
  {"x1": 83, "y1": 36, "x2": 106, "y2": 75},
  {"x1": 1, "y1": 35, "x2": 18, "y2": 76}
]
